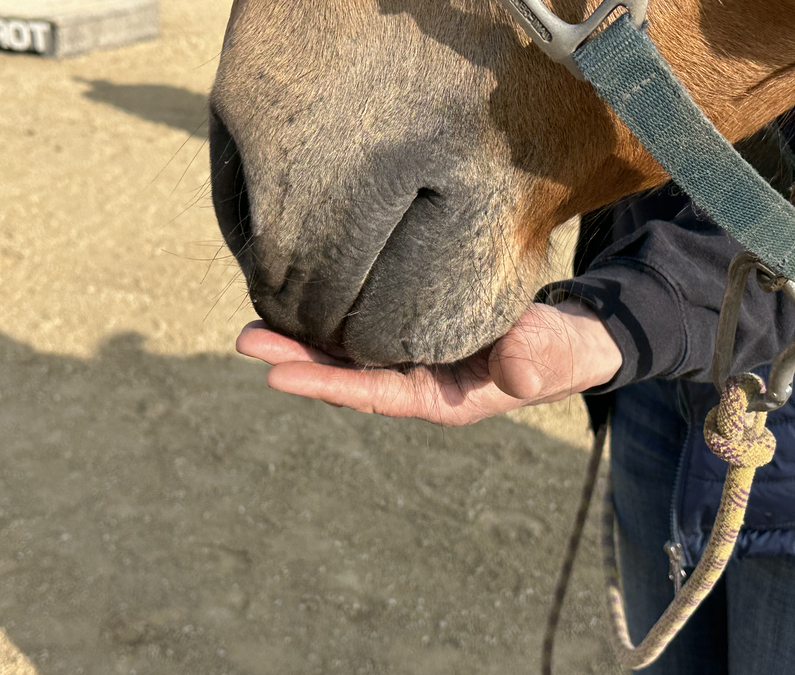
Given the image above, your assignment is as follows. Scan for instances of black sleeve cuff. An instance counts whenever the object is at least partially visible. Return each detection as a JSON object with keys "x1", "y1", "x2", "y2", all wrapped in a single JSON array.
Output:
[{"x1": 536, "y1": 259, "x2": 687, "y2": 393}]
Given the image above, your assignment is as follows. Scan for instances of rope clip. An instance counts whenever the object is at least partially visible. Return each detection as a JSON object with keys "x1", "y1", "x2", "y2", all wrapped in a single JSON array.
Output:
[{"x1": 712, "y1": 251, "x2": 795, "y2": 412}]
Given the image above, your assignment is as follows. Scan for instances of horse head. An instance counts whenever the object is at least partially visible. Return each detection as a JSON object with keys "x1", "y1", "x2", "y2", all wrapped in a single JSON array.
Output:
[{"x1": 209, "y1": 0, "x2": 795, "y2": 366}]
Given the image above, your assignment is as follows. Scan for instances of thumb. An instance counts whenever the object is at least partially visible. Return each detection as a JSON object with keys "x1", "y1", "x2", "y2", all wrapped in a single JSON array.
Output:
[{"x1": 488, "y1": 304, "x2": 574, "y2": 400}]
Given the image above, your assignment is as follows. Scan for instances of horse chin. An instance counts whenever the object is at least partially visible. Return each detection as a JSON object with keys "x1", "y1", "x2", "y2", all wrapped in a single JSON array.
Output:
[{"x1": 340, "y1": 289, "x2": 528, "y2": 367}]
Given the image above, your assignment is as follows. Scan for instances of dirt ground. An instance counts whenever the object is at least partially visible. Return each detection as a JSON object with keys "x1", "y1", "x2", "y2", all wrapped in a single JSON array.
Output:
[{"x1": 0, "y1": 2, "x2": 620, "y2": 673}]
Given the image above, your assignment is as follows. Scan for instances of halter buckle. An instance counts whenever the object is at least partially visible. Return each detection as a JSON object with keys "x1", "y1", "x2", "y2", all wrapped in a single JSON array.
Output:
[{"x1": 497, "y1": 0, "x2": 648, "y2": 79}]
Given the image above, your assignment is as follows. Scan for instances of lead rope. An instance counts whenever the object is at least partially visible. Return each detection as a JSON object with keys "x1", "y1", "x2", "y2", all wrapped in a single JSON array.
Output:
[
  {"x1": 541, "y1": 424, "x2": 607, "y2": 675},
  {"x1": 542, "y1": 373, "x2": 776, "y2": 674}
]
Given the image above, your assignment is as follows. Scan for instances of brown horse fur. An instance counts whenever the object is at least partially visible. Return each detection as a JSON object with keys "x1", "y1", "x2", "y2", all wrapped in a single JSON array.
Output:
[{"x1": 210, "y1": 0, "x2": 795, "y2": 366}]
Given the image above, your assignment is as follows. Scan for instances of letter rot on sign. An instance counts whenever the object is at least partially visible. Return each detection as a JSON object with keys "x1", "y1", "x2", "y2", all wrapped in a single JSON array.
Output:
[{"x1": 0, "y1": 18, "x2": 51, "y2": 54}]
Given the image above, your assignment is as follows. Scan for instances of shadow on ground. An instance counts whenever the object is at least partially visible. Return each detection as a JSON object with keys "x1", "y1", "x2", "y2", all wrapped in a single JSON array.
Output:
[
  {"x1": 78, "y1": 79, "x2": 208, "y2": 137},
  {"x1": 0, "y1": 332, "x2": 615, "y2": 675}
]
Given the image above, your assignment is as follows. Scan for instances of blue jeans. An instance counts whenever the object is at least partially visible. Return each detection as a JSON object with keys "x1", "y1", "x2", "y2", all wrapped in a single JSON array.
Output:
[{"x1": 610, "y1": 379, "x2": 795, "y2": 674}]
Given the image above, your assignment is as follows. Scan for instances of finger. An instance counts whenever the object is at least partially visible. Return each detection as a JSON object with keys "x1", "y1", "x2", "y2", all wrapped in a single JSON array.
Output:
[
  {"x1": 266, "y1": 361, "x2": 421, "y2": 417},
  {"x1": 236, "y1": 326, "x2": 515, "y2": 423},
  {"x1": 236, "y1": 324, "x2": 348, "y2": 367},
  {"x1": 267, "y1": 360, "x2": 529, "y2": 426}
]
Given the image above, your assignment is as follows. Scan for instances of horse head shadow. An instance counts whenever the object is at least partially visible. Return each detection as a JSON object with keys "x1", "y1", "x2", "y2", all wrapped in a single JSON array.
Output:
[{"x1": 77, "y1": 78, "x2": 208, "y2": 138}]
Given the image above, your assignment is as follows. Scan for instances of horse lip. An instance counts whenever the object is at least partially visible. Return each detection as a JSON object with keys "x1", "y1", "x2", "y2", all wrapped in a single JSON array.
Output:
[
  {"x1": 346, "y1": 188, "x2": 442, "y2": 298},
  {"x1": 338, "y1": 187, "x2": 446, "y2": 357}
]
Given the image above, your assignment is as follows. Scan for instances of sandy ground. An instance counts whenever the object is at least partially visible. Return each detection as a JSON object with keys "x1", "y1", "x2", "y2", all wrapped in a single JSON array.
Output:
[{"x1": 0, "y1": 2, "x2": 620, "y2": 673}]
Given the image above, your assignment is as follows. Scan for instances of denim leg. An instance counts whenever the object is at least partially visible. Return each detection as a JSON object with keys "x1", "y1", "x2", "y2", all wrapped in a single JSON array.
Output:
[
  {"x1": 611, "y1": 381, "x2": 728, "y2": 674},
  {"x1": 725, "y1": 554, "x2": 795, "y2": 675}
]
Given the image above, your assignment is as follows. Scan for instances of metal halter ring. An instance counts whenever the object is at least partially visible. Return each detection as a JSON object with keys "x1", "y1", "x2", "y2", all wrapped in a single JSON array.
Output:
[
  {"x1": 713, "y1": 252, "x2": 795, "y2": 413},
  {"x1": 497, "y1": 0, "x2": 649, "y2": 78}
]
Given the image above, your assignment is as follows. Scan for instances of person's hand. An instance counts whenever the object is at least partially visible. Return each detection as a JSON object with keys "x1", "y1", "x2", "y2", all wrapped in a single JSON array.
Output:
[{"x1": 235, "y1": 300, "x2": 622, "y2": 426}]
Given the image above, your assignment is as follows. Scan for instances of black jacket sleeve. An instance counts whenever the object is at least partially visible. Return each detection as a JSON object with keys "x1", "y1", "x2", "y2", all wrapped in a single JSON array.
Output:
[{"x1": 538, "y1": 202, "x2": 795, "y2": 395}]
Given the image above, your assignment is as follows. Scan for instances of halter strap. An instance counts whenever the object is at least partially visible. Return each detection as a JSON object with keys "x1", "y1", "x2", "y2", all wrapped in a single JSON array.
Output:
[
  {"x1": 498, "y1": 0, "x2": 795, "y2": 279},
  {"x1": 574, "y1": 14, "x2": 795, "y2": 279}
]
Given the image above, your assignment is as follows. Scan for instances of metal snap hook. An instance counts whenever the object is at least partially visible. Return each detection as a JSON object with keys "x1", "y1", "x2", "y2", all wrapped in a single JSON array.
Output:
[{"x1": 712, "y1": 251, "x2": 795, "y2": 412}]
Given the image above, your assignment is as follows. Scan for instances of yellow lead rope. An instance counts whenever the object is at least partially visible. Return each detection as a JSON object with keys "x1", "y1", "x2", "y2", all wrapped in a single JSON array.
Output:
[{"x1": 543, "y1": 373, "x2": 777, "y2": 673}]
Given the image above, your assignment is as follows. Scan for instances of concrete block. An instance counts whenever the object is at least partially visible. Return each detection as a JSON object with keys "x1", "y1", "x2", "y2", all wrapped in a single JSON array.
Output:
[{"x1": 0, "y1": 0, "x2": 159, "y2": 58}]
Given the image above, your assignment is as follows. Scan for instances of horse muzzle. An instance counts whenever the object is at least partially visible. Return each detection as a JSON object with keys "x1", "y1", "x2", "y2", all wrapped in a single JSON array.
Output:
[{"x1": 209, "y1": 106, "x2": 532, "y2": 366}]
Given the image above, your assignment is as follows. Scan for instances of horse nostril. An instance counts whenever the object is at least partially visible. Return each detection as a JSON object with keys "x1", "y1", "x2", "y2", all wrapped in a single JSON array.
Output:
[
  {"x1": 414, "y1": 187, "x2": 444, "y2": 208},
  {"x1": 209, "y1": 108, "x2": 253, "y2": 265}
]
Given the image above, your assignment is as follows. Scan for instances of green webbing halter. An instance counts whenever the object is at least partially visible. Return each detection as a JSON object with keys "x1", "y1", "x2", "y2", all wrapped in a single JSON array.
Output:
[{"x1": 499, "y1": 0, "x2": 795, "y2": 279}]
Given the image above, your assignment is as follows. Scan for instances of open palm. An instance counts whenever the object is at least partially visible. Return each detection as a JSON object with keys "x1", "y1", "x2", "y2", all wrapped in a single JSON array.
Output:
[{"x1": 236, "y1": 301, "x2": 622, "y2": 426}]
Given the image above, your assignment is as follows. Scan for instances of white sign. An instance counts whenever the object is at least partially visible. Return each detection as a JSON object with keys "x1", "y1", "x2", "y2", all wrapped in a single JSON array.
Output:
[{"x1": 0, "y1": 18, "x2": 51, "y2": 54}]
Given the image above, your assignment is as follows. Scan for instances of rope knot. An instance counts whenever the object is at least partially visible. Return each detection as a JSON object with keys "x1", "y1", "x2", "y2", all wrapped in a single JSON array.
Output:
[{"x1": 704, "y1": 373, "x2": 776, "y2": 468}]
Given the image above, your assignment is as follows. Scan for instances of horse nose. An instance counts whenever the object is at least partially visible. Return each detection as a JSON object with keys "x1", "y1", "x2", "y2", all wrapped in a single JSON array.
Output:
[
  {"x1": 209, "y1": 106, "x2": 528, "y2": 366},
  {"x1": 209, "y1": 106, "x2": 450, "y2": 354}
]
